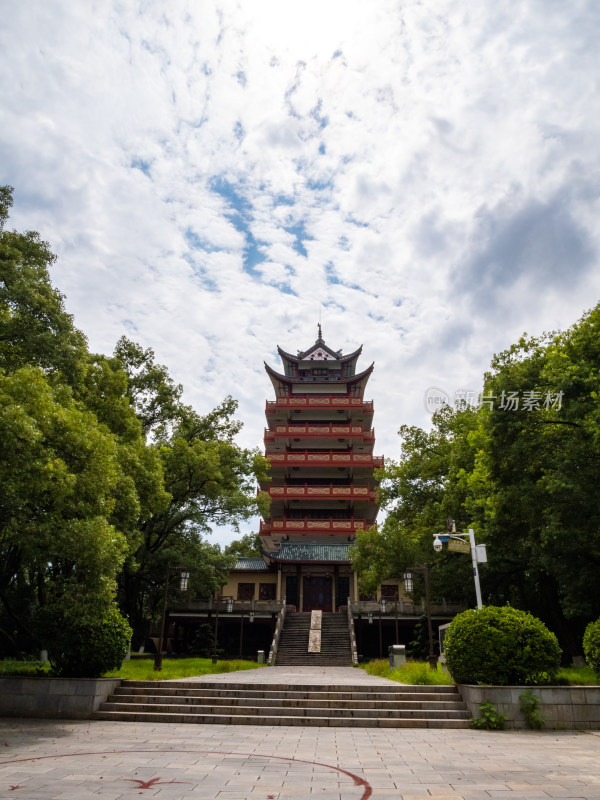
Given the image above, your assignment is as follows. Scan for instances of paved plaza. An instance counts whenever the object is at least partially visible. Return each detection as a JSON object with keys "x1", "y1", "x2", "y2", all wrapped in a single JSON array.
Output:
[{"x1": 1, "y1": 668, "x2": 600, "y2": 799}]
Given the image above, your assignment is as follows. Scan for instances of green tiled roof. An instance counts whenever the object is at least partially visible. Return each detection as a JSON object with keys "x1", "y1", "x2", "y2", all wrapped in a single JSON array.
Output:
[
  {"x1": 234, "y1": 557, "x2": 269, "y2": 571},
  {"x1": 275, "y1": 542, "x2": 352, "y2": 562}
]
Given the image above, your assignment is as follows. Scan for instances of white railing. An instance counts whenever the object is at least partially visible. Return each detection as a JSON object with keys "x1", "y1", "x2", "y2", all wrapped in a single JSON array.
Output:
[
  {"x1": 267, "y1": 603, "x2": 287, "y2": 666},
  {"x1": 347, "y1": 597, "x2": 358, "y2": 665}
]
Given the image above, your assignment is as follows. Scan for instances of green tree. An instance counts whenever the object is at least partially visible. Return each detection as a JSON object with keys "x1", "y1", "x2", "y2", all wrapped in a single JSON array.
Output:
[
  {"x1": 0, "y1": 187, "x2": 265, "y2": 655},
  {"x1": 224, "y1": 533, "x2": 263, "y2": 558},
  {"x1": 0, "y1": 191, "x2": 87, "y2": 384},
  {"x1": 0, "y1": 367, "x2": 128, "y2": 645},
  {"x1": 351, "y1": 405, "x2": 481, "y2": 606},
  {"x1": 475, "y1": 308, "x2": 600, "y2": 655},
  {"x1": 110, "y1": 335, "x2": 270, "y2": 642}
]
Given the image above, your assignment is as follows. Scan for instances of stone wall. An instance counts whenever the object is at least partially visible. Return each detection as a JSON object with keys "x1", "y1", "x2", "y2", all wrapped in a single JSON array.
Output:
[
  {"x1": 0, "y1": 676, "x2": 122, "y2": 719},
  {"x1": 459, "y1": 684, "x2": 600, "y2": 729}
]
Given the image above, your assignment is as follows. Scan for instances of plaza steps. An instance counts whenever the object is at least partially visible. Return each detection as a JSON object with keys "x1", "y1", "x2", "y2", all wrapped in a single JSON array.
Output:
[
  {"x1": 275, "y1": 612, "x2": 352, "y2": 666},
  {"x1": 94, "y1": 681, "x2": 471, "y2": 728}
]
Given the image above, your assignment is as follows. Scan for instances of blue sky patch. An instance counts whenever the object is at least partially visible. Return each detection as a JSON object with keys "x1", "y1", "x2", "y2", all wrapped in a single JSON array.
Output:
[
  {"x1": 285, "y1": 220, "x2": 312, "y2": 257},
  {"x1": 130, "y1": 158, "x2": 152, "y2": 177},
  {"x1": 209, "y1": 177, "x2": 267, "y2": 275}
]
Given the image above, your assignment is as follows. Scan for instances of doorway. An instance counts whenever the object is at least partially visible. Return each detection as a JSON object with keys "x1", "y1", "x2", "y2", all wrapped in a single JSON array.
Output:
[{"x1": 302, "y1": 576, "x2": 332, "y2": 612}]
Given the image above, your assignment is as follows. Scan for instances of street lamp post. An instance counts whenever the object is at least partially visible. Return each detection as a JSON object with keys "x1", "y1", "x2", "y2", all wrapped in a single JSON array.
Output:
[
  {"x1": 239, "y1": 608, "x2": 245, "y2": 659},
  {"x1": 154, "y1": 566, "x2": 190, "y2": 671},
  {"x1": 212, "y1": 595, "x2": 234, "y2": 664},
  {"x1": 212, "y1": 596, "x2": 220, "y2": 664},
  {"x1": 433, "y1": 526, "x2": 485, "y2": 609},
  {"x1": 404, "y1": 565, "x2": 436, "y2": 669}
]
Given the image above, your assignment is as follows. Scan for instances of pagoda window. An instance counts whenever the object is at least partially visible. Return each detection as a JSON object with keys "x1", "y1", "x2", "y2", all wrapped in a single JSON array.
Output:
[
  {"x1": 286, "y1": 477, "x2": 349, "y2": 486},
  {"x1": 287, "y1": 509, "x2": 350, "y2": 520}
]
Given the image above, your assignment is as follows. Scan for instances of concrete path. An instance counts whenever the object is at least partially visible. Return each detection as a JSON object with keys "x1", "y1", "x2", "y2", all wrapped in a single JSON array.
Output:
[
  {"x1": 1, "y1": 715, "x2": 600, "y2": 799},
  {"x1": 177, "y1": 666, "x2": 400, "y2": 685}
]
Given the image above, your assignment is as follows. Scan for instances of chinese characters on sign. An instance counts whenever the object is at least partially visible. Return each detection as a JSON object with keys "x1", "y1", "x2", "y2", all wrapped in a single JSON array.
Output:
[
  {"x1": 479, "y1": 390, "x2": 564, "y2": 411},
  {"x1": 425, "y1": 387, "x2": 564, "y2": 414}
]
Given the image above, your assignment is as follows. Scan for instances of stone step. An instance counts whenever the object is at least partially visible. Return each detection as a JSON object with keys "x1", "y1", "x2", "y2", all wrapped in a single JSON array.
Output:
[
  {"x1": 98, "y1": 700, "x2": 470, "y2": 720},
  {"x1": 110, "y1": 693, "x2": 467, "y2": 711},
  {"x1": 122, "y1": 680, "x2": 460, "y2": 694},
  {"x1": 96, "y1": 680, "x2": 470, "y2": 728},
  {"x1": 113, "y1": 684, "x2": 462, "y2": 705},
  {"x1": 93, "y1": 709, "x2": 470, "y2": 728}
]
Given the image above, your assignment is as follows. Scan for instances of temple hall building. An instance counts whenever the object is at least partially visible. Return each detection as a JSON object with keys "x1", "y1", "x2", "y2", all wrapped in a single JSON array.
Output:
[{"x1": 164, "y1": 328, "x2": 463, "y2": 663}]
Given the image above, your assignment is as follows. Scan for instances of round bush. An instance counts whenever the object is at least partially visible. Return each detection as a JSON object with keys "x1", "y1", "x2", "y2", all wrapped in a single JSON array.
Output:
[
  {"x1": 583, "y1": 617, "x2": 600, "y2": 678},
  {"x1": 443, "y1": 606, "x2": 561, "y2": 685},
  {"x1": 48, "y1": 606, "x2": 132, "y2": 678}
]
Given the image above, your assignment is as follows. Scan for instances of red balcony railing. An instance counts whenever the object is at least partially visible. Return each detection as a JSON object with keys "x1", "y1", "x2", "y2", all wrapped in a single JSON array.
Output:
[
  {"x1": 266, "y1": 397, "x2": 373, "y2": 413},
  {"x1": 264, "y1": 424, "x2": 375, "y2": 441},
  {"x1": 262, "y1": 483, "x2": 377, "y2": 501},
  {"x1": 265, "y1": 451, "x2": 384, "y2": 468},
  {"x1": 260, "y1": 517, "x2": 367, "y2": 534}
]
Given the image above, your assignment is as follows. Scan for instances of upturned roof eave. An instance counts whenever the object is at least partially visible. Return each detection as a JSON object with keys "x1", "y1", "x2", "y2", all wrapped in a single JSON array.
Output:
[
  {"x1": 277, "y1": 344, "x2": 363, "y2": 364},
  {"x1": 264, "y1": 361, "x2": 374, "y2": 387}
]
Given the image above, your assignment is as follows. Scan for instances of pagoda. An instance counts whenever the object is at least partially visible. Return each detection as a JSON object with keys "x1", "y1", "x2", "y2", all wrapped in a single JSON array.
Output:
[{"x1": 258, "y1": 325, "x2": 383, "y2": 612}]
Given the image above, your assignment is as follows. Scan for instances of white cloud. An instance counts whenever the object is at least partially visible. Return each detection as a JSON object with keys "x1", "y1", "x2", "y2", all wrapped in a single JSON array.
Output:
[{"x1": 2, "y1": 0, "x2": 600, "y2": 544}]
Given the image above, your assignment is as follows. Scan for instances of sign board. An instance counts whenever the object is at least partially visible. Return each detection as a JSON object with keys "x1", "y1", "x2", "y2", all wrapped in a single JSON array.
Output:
[
  {"x1": 448, "y1": 539, "x2": 471, "y2": 554},
  {"x1": 476, "y1": 544, "x2": 487, "y2": 563}
]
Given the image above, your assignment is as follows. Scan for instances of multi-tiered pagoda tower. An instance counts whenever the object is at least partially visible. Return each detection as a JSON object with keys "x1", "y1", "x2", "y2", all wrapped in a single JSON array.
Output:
[{"x1": 259, "y1": 326, "x2": 383, "y2": 612}]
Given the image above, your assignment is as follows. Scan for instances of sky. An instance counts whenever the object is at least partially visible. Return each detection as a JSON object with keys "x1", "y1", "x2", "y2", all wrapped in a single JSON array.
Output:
[{"x1": 2, "y1": 1, "x2": 600, "y2": 546}]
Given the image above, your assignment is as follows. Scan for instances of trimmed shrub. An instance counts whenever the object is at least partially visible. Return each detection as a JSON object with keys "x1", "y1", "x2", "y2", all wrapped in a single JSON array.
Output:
[
  {"x1": 443, "y1": 606, "x2": 561, "y2": 685},
  {"x1": 583, "y1": 618, "x2": 600, "y2": 678},
  {"x1": 48, "y1": 605, "x2": 132, "y2": 678}
]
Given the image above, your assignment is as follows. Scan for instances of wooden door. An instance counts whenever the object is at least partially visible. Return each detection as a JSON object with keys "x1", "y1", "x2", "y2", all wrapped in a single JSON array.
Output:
[
  {"x1": 336, "y1": 576, "x2": 350, "y2": 609},
  {"x1": 302, "y1": 576, "x2": 332, "y2": 612},
  {"x1": 285, "y1": 576, "x2": 299, "y2": 609}
]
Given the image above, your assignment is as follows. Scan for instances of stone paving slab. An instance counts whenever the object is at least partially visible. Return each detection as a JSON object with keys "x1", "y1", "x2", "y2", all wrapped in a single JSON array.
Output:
[
  {"x1": 173, "y1": 666, "x2": 401, "y2": 685},
  {"x1": 0, "y1": 718, "x2": 600, "y2": 799}
]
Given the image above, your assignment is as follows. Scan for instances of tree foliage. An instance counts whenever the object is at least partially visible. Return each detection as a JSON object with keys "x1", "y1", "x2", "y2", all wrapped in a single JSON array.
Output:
[
  {"x1": 46, "y1": 604, "x2": 132, "y2": 678},
  {"x1": 351, "y1": 405, "x2": 480, "y2": 605},
  {"x1": 352, "y1": 304, "x2": 600, "y2": 656},
  {"x1": 224, "y1": 533, "x2": 263, "y2": 558},
  {"x1": 444, "y1": 606, "x2": 561, "y2": 685},
  {"x1": 0, "y1": 186, "x2": 267, "y2": 656},
  {"x1": 583, "y1": 617, "x2": 600, "y2": 678}
]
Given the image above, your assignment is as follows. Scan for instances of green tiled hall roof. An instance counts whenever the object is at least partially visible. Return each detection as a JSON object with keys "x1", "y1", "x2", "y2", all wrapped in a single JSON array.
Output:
[
  {"x1": 233, "y1": 557, "x2": 269, "y2": 571},
  {"x1": 268, "y1": 542, "x2": 352, "y2": 562}
]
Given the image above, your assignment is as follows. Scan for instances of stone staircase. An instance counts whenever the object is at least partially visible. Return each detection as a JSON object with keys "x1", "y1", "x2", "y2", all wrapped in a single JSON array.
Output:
[
  {"x1": 94, "y1": 680, "x2": 471, "y2": 727},
  {"x1": 275, "y1": 612, "x2": 351, "y2": 666}
]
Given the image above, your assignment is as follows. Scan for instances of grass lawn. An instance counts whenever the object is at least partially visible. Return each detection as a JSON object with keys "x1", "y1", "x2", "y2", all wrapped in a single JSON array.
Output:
[
  {"x1": 104, "y1": 658, "x2": 264, "y2": 681},
  {"x1": 360, "y1": 659, "x2": 454, "y2": 685},
  {"x1": 555, "y1": 665, "x2": 599, "y2": 685},
  {"x1": 0, "y1": 658, "x2": 265, "y2": 680},
  {"x1": 359, "y1": 659, "x2": 599, "y2": 686}
]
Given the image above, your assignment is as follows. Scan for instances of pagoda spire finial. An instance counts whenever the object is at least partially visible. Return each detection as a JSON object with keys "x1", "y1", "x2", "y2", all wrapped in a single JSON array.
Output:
[{"x1": 317, "y1": 322, "x2": 323, "y2": 343}]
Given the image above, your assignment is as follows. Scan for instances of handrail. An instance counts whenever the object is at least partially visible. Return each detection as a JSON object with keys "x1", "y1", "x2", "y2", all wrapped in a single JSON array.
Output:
[
  {"x1": 266, "y1": 451, "x2": 384, "y2": 468},
  {"x1": 347, "y1": 597, "x2": 358, "y2": 665},
  {"x1": 260, "y1": 518, "x2": 367, "y2": 533},
  {"x1": 267, "y1": 602, "x2": 286, "y2": 666},
  {"x1": 349, "y1": 600, "x2": 466, "y2": 616},
  {"x1": 265, "y1": 424, "x2": 374, "y2": 438},
  {"x1": 262, "y1": 483, "x2": 377, "y2": 500},
  {"x1": 266, "y1": 397, "x2": 374, "y2": 411}
]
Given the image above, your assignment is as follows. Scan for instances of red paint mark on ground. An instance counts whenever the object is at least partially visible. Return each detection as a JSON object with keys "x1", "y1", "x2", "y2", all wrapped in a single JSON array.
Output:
[
  {"x1": 123, "y1": 777, "x2": 190, "y2": 789},
  {"x1": 9, "y1": 786, "x2": 24, "y2": 791},
  {"x1": 0, "y1": 749, "x2": 372, "y2": 800}
]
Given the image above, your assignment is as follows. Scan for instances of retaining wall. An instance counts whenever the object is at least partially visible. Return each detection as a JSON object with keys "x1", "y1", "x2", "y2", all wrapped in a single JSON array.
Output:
[
  {"x1": 459, "y1": 684, "x2": 600, "y2": 729},
  {"x1": 0, "y1": 676, "x2": 122, "y2": 719}
]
